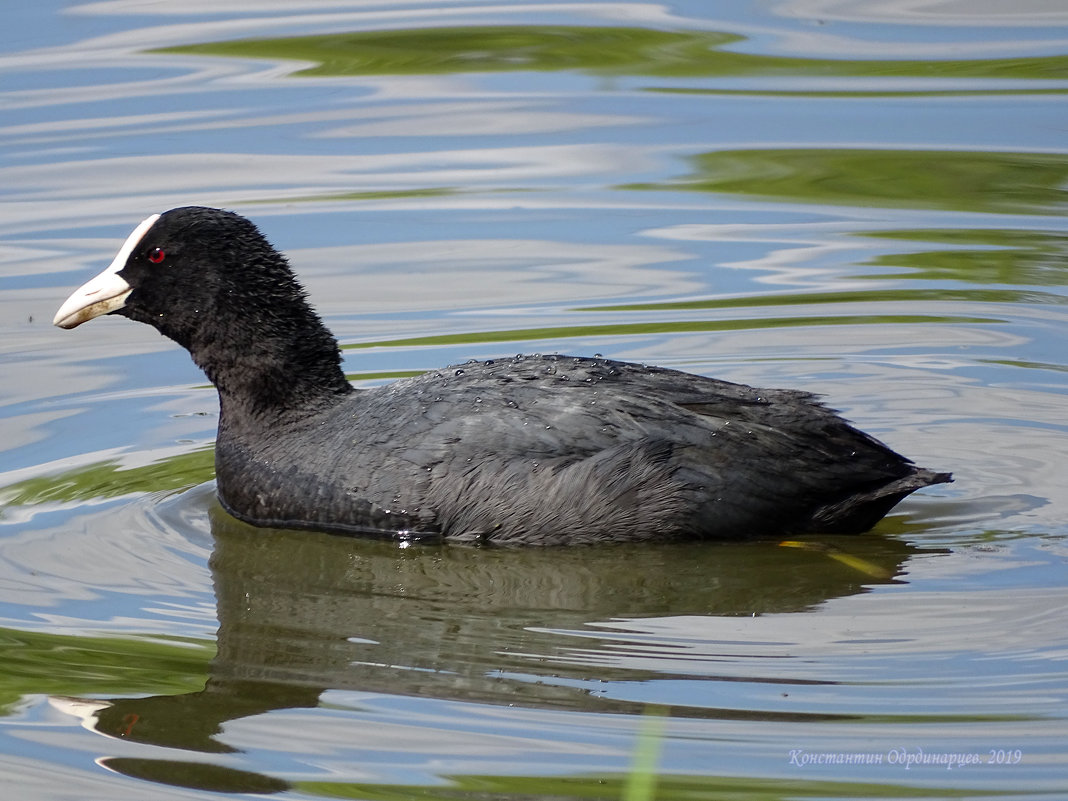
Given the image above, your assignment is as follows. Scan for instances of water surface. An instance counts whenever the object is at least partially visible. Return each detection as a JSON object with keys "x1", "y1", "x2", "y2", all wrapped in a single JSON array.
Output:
[{"x1": 1, "y1": 2, "x2": 1066, "y2": 799}]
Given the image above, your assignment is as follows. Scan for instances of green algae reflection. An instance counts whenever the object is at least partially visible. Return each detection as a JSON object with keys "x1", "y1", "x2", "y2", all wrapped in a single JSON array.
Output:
[{"x1": 155, "y1": 25, "x2": 1068, "y2": 82}]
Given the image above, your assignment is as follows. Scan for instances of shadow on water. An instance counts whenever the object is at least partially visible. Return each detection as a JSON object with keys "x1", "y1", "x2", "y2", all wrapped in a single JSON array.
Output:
[{"x1": 56, "y1": 501, "x2": 923, "y2": 793}]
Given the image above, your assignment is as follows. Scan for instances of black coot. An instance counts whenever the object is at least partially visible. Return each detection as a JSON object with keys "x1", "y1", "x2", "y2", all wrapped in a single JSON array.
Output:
[{"x1": 54, "y1": 207, "x2": 951, "y2": 544}]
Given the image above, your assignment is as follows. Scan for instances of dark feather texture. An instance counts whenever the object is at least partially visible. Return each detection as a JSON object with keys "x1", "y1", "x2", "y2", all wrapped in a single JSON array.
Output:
[{"x1": 57, "y1": 207, "x2": 952, "y2": 544}]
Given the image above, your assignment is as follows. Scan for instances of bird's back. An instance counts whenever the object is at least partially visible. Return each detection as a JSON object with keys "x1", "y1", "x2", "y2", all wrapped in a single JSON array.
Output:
[{"x1": 214, "y1": 355, "x2": 949, "y2": 544}]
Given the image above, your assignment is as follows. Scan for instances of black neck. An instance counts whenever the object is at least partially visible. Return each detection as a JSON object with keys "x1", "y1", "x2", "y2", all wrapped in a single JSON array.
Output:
[{"x1": 187, "y1": 303, "x2": 353, "y2": 423}]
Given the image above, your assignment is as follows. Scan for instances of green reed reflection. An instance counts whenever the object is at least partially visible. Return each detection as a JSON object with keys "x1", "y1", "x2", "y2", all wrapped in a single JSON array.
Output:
[
  {"x1": 291, "y1": 773, "x2": 1007, "y2": 801},
  {"x1": 579, "y1": 288, "x2": 1064, "y2": 313},
  {"x1": 0, "y1": 628, "x2": 211, "y2": 714},
  {"x1": 0, "y1": 447, "x2": 214, "y2": 508},
  {"x1": 340, "y1": 312, "x2": 996, "y2": 353},
  {"x1": 155, "y1": 25, "x2": 1068, "y2": 82},
  {"x1": 625, "y1": 149, "x2": 1068, "y2": 215},
  {"x1": 861, "y1": 229, "x2": 1068, "y2": 285},
  {"x1": 246, "y1": 187, "x2": 457, "y2": 205}
]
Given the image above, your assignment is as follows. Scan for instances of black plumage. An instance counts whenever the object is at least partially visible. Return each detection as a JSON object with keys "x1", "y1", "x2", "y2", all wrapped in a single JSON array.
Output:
[{"x1": 55, "y1": 207, "x2": 951, "y2": 544}]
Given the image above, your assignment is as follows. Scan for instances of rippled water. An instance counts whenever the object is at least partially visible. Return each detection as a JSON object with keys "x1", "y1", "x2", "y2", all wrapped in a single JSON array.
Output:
[{"x1": 2, "y1": 2, "x2": 1067, "y2": 799}]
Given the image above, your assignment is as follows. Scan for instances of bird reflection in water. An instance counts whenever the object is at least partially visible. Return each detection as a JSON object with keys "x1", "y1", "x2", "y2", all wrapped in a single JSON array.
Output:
[{"x1": 53, "y1": 503, "x2": 923, "y2": 793}]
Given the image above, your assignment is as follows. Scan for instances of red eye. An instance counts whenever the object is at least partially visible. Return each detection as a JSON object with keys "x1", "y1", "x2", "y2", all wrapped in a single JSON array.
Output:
[{"x1": 148, "y1": 248, "x2": 165, "y2": 264}]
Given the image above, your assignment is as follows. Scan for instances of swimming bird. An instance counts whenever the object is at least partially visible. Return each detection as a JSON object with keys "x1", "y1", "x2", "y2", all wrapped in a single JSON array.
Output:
[{"x1": 54, "y1": 207, "x2": 951, "y2": 544}]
